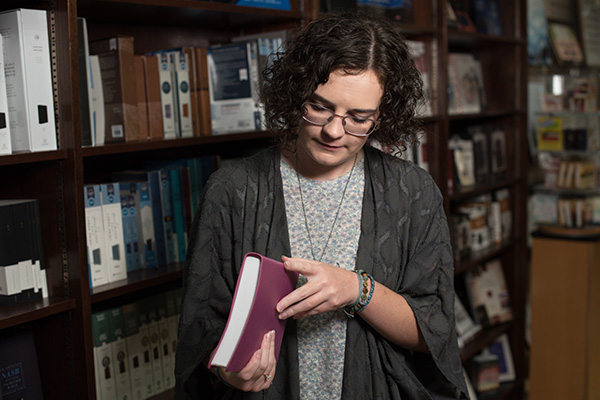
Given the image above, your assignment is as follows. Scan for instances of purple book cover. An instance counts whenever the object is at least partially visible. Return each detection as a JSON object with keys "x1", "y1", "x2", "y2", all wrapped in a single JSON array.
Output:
[{"x1": 209, "y1": 252, "x2": 299, "y2": 372}]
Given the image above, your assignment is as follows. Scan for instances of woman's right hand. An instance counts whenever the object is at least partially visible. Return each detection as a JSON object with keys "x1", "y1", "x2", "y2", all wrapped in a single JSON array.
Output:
[{"x1": 215, "y1": 330, "x2": 277, "y2": 392}]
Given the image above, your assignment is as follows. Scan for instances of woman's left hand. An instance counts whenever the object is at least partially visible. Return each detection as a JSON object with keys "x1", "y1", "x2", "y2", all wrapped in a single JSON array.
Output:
[{"x1": 276, "y1": 256, "x2": 358, "y2": 320}]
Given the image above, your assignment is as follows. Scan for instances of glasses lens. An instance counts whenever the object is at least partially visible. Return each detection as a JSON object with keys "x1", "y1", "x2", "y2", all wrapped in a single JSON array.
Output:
[{"x1": 303, "y1": 103, "x2": 375, "y2": 136}]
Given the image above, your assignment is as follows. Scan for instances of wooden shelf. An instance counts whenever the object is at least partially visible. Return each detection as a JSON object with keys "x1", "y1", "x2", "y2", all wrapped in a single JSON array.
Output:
[
  {"x1": 0, "y1": 149, "x2": 68, "y2": 166},
  {"x1": 0, "y1": 298, "x2": 76, "y2": 330},
  {"x1": 460, "y1": 322, "x2": 511, "y2": 363},
  {"x1": 454, "y1": 241, "x2": 514, "y2": 275},
  {"x1": 90, "y1": 264, "x2": 184, "y2": 303}
]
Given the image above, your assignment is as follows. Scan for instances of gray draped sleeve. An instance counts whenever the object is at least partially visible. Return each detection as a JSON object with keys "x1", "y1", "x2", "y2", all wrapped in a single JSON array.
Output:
[{"x1": 174, "y1": 146, "x2": 468, "y2": 399}]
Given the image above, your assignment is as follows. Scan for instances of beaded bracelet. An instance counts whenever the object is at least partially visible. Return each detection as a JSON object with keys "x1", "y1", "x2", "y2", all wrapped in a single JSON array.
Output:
[{"x1": 343, "y1": 270, "x2": 375, "y2": 318}]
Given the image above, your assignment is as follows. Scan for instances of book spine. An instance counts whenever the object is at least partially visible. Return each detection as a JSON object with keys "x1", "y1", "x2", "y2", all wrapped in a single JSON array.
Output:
[
  {"x1": 137, "y1": 181, "x2": 157, "y2": 269},
  {"x1": 157, "y1": 53, "x2": 177, "y2": 139},
  {"x1": 101, "y1": 183, "x2": 127, "y2": 282},
  {"x1": 158, "y1": 169, "x2": 178, "y2": 265},
  {"x1": 169, "y1": 168, "x2": 187, "y2": 263},
  {"x1": 148, "y1": 170, "x2": 167, "y2": 268},
  {"x1": 84, "y1": 185, "x2": 109, "y2": 288},
  {"x1": 0, "y1": 34, "x2": 12, "y2": 154}
]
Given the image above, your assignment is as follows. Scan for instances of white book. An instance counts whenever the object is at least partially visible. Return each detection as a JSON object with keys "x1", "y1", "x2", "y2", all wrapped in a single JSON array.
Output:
[
  {"x1": 158, "y1": 315, "x2": 174, "y2": 389},
  {"x1": 172, "y1": 51, "x2": 193, "y2": 138},
  {"x1": 92, "y1": 311, "x2": 117, "y2": 400},
  {"x1": 146, "y1": 317, "x2": 164, "y2": 394},
  {"x1": 100, "y1": 183, "x2": 127, "y2": 283},
  {"x1": 84, "y1": 184, "x2": 109, "y2": 288},
  {"x1": 0, "y1": 34, "x2": 11, "y2": 154},
  {"x1": 137, "y1": 323, "x2": 156, "y2": 398},
  {"x1": 0, "y1": 9, "x2": 56, "y2": 153},
  {"x1": 122, "y1": 303, "x2": 147, "y2": 400},
  {"x1": 109, "y1": 307, "x2": 133, "y2": 400},
  {"x1": 89, "y1": 55, "x2": 105, "y2": 146},
  {"x1": 156, "y1": 53, "x2": 177, "y2": 139}
]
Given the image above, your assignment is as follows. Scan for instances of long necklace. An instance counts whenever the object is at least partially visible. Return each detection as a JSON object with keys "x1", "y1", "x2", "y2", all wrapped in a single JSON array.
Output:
[{"x1": 295, "y1": 153, "x2": 358, "y2": 262}]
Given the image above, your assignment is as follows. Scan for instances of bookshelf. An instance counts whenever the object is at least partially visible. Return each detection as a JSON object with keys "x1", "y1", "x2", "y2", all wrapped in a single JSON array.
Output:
[{"x1": 0, "y1": 0, "x2": 527, "y2": 399}]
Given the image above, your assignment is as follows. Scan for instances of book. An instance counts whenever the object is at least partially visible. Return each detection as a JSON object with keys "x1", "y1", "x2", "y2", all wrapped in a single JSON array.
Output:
[
  {"x1": 133, "y1": 300, "x2": 156, "y2": 398},
  {"x1": 77, "y1": 17, "x2": 94, "y2": 147},
  {"x1": 92, "y1": 310, "x2": 117, "y2": 400},
  {"x1": 89, "y1": 55, "x2": 105, "y2": 146},
  {"x1": 472, "y1": 0, "x2": 503, "y2": 35},
  {"x1": 527, "y1": 0, "x2": 553, "y2": 65},
  {"x1": 536, "y1": 116, "x2": 564, "y2": 151},
  {"x1": 100, "y1": 183, "x2": 127, "y2": 283},
  {"x1": 0, "y1": 34, "x2": 12, "y2": 155},
  {"x1": 141, "y1": 55, "x2": 164, "y2": 140},
  {"x1": 207, "y1": 41, "x2": 264, "y2": 135},
  {"x1": 0, "y1": 9, "x2": 57, "y2": 153},
  {"x1": 486, "y1": 333, "x2": 515, "y2": 382},
  {"x1": 209, "y1": 252, "x2": 299, "y2": 372},
  {"x1": 84, "y1": 184, "x2": 109, "y2": 288},
  {"x1": 448, "y1": 53, "x2": 482, "y2": 114},
  {"x1": 145, "y1": 296, "x2": 165, "y2": 394},
  {"x1": 133, "y1": 55, "x2": 149, "y2": 141},
  {"x1": 122, "y1": 302, "x2": 145, "y2": 400},
  {"x1": 449, "y1": 134, "x2": 476, "y2": 188},
  {"x1": 548, "y1": 22, "x2": 584, "y2": 65},
  {"x1": 120, "y1": 192, "x2": 144, "y2": 273},
  {"x1": 469, "y1": 125, "x2": 490, "y2": 184},
  {"x1": 155, "y1": 292, "x2": 175, "y2": 389},
  {"x1": 89, "y1": 35, "x2": 140, "y2": 143},
  {"x1": 191, "y1": 47, "x2": 212, "y2": 136},
  {"x1": 156, "y1": 52, "x2": 177, "y2": 139},
  {"x1": 109, "y1": 307, "x2": 133, "y2": 400},
  {"x1": 489, "y1": 127, "x2": 507, "y2": 181},
  {"x1": 406, "y1": 40, "x2": 432, "y2": 117},
  {"x1": 172, "y1": 51, "x2": 194, "y2": 138},
  {"x1": 465, "y1": 259, "x2": 513, "y2": 326},
  {"x1": 454, "y1": 293, "x2": 482, "y2": 349},
  {"x1": 236, "y1": 0, "x2": 291, "y2": 10},
  {"x1": 0, "y1": 328, "x2": 44, "y2": 399}
]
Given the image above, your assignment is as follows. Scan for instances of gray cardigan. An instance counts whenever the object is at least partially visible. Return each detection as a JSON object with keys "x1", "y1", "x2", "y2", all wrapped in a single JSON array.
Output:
[{"x1": 174, "y1": 146, "x2": 468, "y2": 399}]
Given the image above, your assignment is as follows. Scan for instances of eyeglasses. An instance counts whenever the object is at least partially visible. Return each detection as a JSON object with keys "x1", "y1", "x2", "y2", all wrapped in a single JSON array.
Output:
[{"x1": 301, "y1": 102, "x2": 378, "y2": 137}]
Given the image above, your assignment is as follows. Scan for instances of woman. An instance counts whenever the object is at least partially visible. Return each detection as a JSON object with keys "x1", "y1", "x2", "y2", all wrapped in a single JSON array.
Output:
[{"x1": 175, "y1": 10, "x2": 468, "y2": 399}]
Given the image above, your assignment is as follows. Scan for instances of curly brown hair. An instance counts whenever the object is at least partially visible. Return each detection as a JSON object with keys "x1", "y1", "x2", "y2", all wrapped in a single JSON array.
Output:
[{"x1": 261, "y1": 10, "x2": 425, "y2": 155}]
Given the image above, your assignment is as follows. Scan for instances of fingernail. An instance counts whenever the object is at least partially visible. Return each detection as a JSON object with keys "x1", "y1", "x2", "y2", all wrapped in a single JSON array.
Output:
[
  {"x1": 256, "y1": 349, "x2": 262, "y2": 359},
  {"x1": 279, "y1": 312, "x2": 287, "y2": 320}
]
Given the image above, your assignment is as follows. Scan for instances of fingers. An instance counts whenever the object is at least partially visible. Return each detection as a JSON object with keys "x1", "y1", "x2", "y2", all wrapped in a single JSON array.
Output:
[
  {"x1": 218, "y1": 330, "x2": 276, "y2": 392},
  {"x1": 250, "y1": 330, "x2": 276, "y2": 392}
]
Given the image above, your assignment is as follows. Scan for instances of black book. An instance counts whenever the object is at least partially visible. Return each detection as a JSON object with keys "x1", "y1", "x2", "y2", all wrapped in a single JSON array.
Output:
[{"x1": 0, "y1": 328, "x2": 44, "y2": 399}]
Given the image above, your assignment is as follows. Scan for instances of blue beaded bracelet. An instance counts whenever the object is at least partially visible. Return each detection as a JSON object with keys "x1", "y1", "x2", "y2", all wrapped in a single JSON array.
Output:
[{"x1": 343, "y1": 270, "x2": 374, "y2": 318}]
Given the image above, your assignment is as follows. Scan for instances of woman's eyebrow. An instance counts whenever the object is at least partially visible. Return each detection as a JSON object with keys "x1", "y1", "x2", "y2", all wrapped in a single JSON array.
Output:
[{"x1": 311, "y1": 93, "x2": 378, "y2": 114}]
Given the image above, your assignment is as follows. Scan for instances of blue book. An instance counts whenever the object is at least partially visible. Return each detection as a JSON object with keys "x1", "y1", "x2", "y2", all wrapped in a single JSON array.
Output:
[
  {"x1": 137, "y1": 181, "x2": 157, "y2": 269},
  {"x1": 119, "y1": 187, "x2": 144, "y2": 272},
  {"x1": 158, "y1": 169, "x2": 178, "y2": 265},
  {"x1": 147, "y1": 170, "x2": 167, "y2": 268},
  {"x1": 169, "y1": 168, "x2": 187, "y2": 263},
  {"x1": 235, "y1": 0, "x2": 290, "y2": 11}
]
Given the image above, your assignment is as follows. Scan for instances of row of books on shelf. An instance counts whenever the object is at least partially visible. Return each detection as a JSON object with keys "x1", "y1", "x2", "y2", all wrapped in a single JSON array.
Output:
[
  {"x1": 461, "y1": 332, "x2": 516, "y2": 400},
  {"x1": 371, "y1": 133, "x2": 429, "y2": 172},
  {"x1": 447, "y1": 52, "x2": 486, "y2": 115},
  {"x1": 84, "y1": 156, "x2": 218, "y2": 289},
  {"x1": 0, "y1": 9, "x2": 57, "y2": 155},
  {"x1": 454, "y1": 257, "x2": 513, "y2": 349},
  {"x1": 537, "y1": 77, "x2": 597, "y2": 113},
  {"x1": 541, "y1": 158, "x2": 599, "y2": 190},
  {"x1": 448, "y1": 125, "x2": 507, "y2": 193},
  {"x1": 447, "y1": 0, "x2": 503, "y2": 36},
  {"x1": 536, "y1": 114, "x2": 599, "y2": 152},
  {"x1": 0, "y1": 199, "x2": 48, "y2": 306},
  {"x1": 531, "y1": 193, "x2": 600, "y2": 228},
  {"x1": 0, "y1": 328, "x2": 44, "y2": 399},
  {"x1": 78, "y1": 18, "x2": 290, "y2": 143},
  {"x1": 92, "y1": 288, "x2": 181, "y2": 400},
  {"x1": 450, "y1": 189, "x2": 512, "y2": 258}
]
